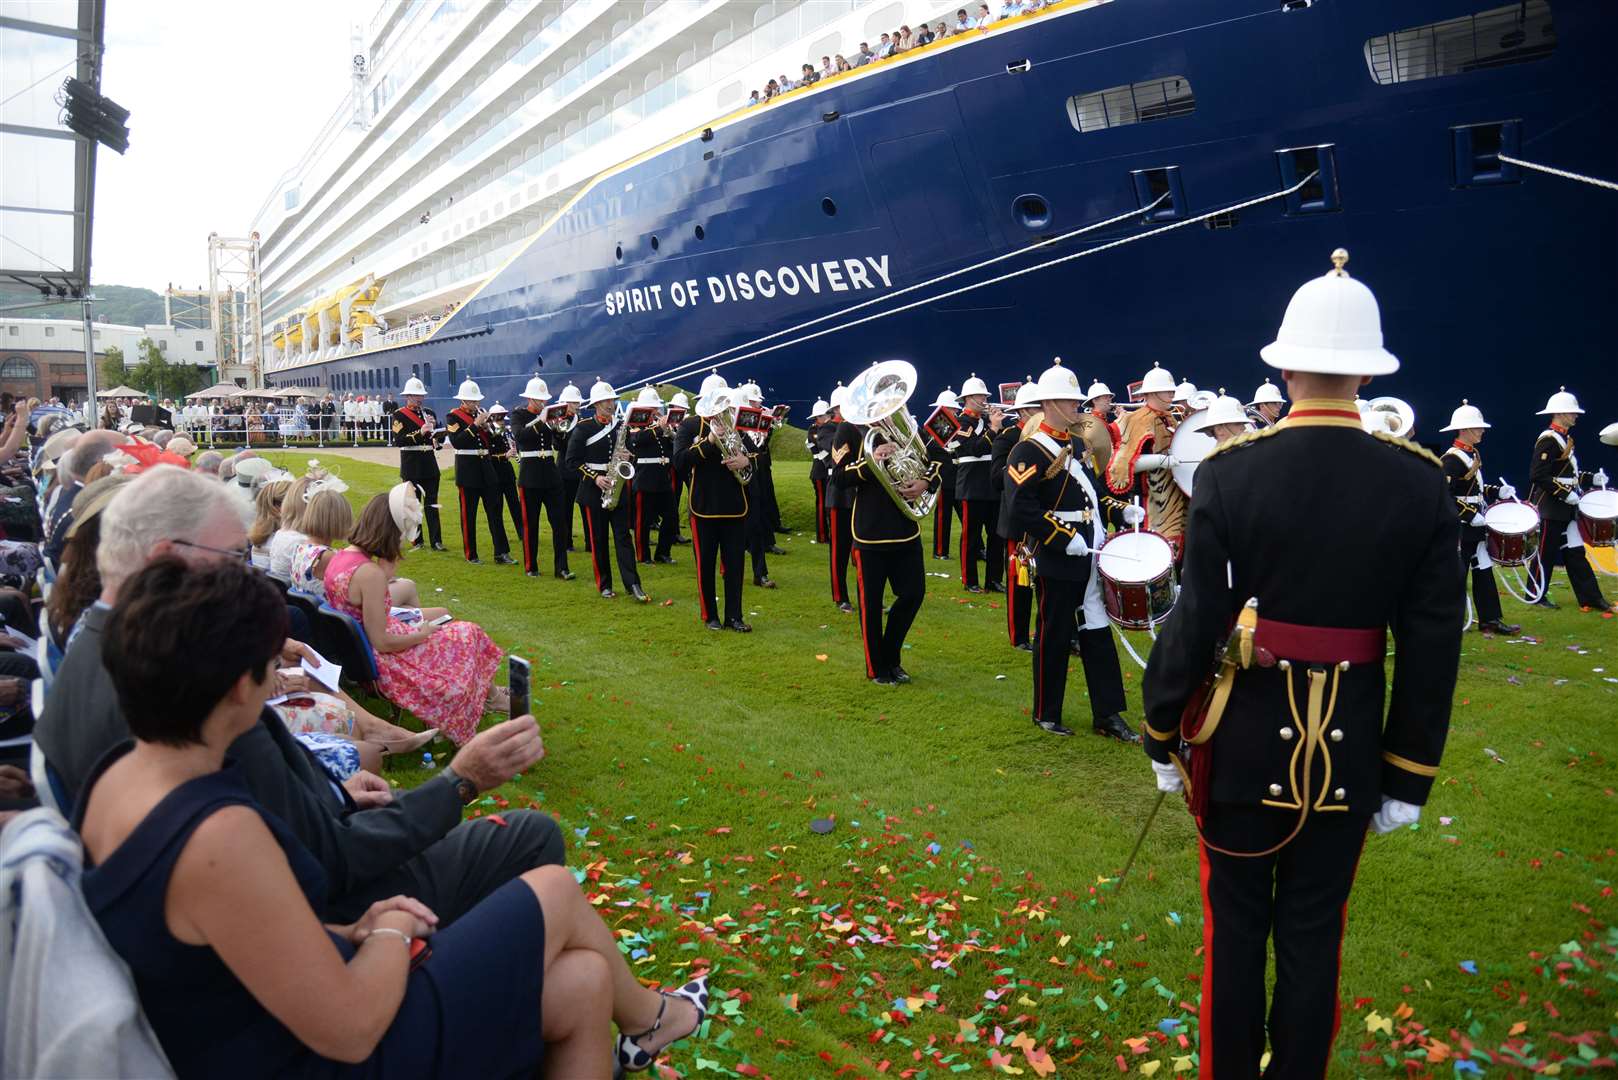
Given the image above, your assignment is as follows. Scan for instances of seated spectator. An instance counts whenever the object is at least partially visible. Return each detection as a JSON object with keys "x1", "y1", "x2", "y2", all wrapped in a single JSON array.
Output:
[
  {"x1": 268, "y1": 643, "x2": 439, "y2": 781},
  {"x1": 79, "y1": 558, "x2": 711, "y2": 1078},
  {"x1": 35, "y1": 464, "x2": 565, "y2": 929},
  {"x1": 801, "y1": 62, "x2": 818, "y2": 85},
  {"x1": 293, "y1": 485, "x2": 424, "y2": 609},
  {"x1": 916, "y1": 23, "x2": 936, "y2": 45},
  {"x1": 854, "y1": 42, "x2": 873, "y2": 66},
  {"x1": 44, "y1": 474, "x2": 133, "y2": 665},
  {"x1": 193, "y1": 449, "x2": 223, "y2": 476},
  {"x1": 248, "y1": 477, "x2": 293, "y2": 569},
  {"x1": 955, "y1": 7, "x2": 972, "y2": 32},
  {"x1": 327, "y1": 485, "x2": 506, "y2": 744},
  {"x1": 835, "y1": 53, "x2": 851, "y2": 73},
  {"x1": 998, "y1": 0, "x2": 1018, "y2": 19},
  {"x1": 267, "y1": 472, "x2": 320, "y2": 576}
]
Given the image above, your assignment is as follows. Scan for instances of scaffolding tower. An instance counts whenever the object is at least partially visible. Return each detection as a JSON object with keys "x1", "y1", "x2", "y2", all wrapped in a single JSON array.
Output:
[
  {"x1": 163, "y1": 284, "x2": 214, "y2": 330},
  {"x1": 207, "y1": 232, "x2": 264, "y2": 387}
]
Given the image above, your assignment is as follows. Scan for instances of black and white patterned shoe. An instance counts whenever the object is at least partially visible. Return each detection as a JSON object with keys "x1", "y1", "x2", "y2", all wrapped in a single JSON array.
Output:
[{"x1": 614, "y1": 974, "x2": 710, "y2": 1073}]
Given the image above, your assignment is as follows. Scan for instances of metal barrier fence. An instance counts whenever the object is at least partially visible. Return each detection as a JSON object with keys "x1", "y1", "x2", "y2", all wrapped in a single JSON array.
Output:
[{"x1": 172, "y1": 407, "x2": 396, "y2": 449}]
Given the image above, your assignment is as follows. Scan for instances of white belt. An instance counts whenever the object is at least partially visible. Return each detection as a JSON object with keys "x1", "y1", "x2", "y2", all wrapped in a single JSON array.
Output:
[
  {"x1": 955, "y1": 455, "x2": 991, "y2": 464},
  {"x1": 1051, "y1": 509, "x2": 1089, "y2": 523},
  {"x1": 519, "y1": 450, "x2": 556, "y2": 459},
  {"x1": 400, "y1": 445, "x2": 433, "y2": 452},
  {"x1": 582, "y1": 463, "x2": 608, "y2": 473},
  {"x1": 635, "y1": 457, "x2": 668, "y2": 464},
  {"x1": 453, "y1": 449, "x2": 487, "y2": 457}
]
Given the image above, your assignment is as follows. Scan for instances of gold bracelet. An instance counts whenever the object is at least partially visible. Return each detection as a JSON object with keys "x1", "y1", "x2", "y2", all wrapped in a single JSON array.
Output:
[{"x1": 365, "y1": 927, "x2": 412, "y2": 948}]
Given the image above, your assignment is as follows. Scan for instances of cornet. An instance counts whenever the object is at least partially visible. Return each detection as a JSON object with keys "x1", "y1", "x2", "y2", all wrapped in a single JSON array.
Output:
[{"x1": 842, "y1": 360, "x2": 937, "y2": 520}]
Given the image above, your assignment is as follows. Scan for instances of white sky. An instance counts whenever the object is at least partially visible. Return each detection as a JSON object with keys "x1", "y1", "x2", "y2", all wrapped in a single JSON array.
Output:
[{"x1": 92, "y1": 0, "x2": 356, "y2": 291}]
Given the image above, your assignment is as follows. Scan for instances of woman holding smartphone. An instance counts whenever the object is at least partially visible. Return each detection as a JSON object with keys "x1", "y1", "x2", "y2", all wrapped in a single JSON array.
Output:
[{"x1": 78, "y1": 558, "x2": 710, "y2": 1077}]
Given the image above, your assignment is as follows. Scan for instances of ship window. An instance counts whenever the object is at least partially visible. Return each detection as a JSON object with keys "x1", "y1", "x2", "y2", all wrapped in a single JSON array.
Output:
[
  {"x1": 822, "y1": 197, "x2": 837, "y2": 216},
  {"x1": 615, "y1": 244, "x2": 623, "y2": 261},
  {"x1": 1067, "y1": 76, "x2": 1194, "y2": 133},
  {"x1": 694, "y1": 224, "x2": 705, "y2": 241},
  {"x1": 565, "y1": 353, "x2": 573, "y2": 366},
  {"x1": 423, "y1": 363, "x2": 432, "y2": 388},
  {"x1": 1364, "y1": 1, "x2": 1554, "y2": 85},
  {"x1": 650, "y1": 235, "x2": 660, "y2": 252},
  {"x1": 1453, "y1": 120, "x2": 1521, "y2": 186},
  {"x1": 412, "y1": 364, "x2": 419, "y2": 380},
  {"x1": 864, "y1": 3, "x2": 902, "y2": 40},
  {"x1": 1013, "y1": 194, "x2": 1051, "y2": 230},
  {"x1": 392, "y1": 367, "x2": 399, "y2": 387},
  {"x1": 448, "y1": 360, "x2": 458, "y2": 388}
]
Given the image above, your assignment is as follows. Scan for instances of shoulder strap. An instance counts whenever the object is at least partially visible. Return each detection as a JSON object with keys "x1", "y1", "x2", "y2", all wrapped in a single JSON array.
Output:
[
  {"x1": 1371, "y1": 430, "x2": 1444, "y2": 467},
  {"x1": 1204, "y1": 424, "x2": 1283, "y2": 462}
]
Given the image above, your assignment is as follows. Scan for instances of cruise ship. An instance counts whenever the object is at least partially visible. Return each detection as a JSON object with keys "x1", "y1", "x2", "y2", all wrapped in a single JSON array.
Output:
[{"x1": 253, "y1": 0, "x2": 1617, "y2": 455}]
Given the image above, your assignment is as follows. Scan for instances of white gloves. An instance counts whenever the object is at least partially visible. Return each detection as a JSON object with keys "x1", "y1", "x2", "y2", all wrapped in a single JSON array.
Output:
[
  {"x1": 1462, "y1": 494, "x2": 1485, "y2": 506},
  {"x1": 1497, "y1": 483, "x2": 1516, "y2": 501},
  {"x1": 1150, "y1": 760, "x2": 1183, "y2": 793},
  {"x1": 1370, "y1": 796, "x2": 1421, "y2": 835},
  {"x1": 1134, "y1": 453, "x2": 1172, "y2": 473},
  {"x1": 1565, "y1": 489, "x2": 1582, "y2": 505},
  {"x1": 1122, "y1": 504, "x2": 1146, "y2": 527},
  {"x1": 1595, "y1": 468, "x2": 1610, "y2": 489},
  {"x1": 1469, "y1": 512, "x2": 1485, "y2": 526},
  {"x1": 1064, "y1": 532, "x2": 1090, "y2": 557}
]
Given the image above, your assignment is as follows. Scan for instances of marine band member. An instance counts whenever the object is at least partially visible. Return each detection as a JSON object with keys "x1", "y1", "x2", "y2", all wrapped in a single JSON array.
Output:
[
  {"x1": 953, "y1": 374, "x2": 1005, "y2": 593},
  {"x1": 392, "y1": 376, "x2": 445, "y2": 550},
  {"x1": 486, "y1": 402, "x2": 525, "y2": 550},
  {"x1": 674, "y1": 390, "x2": 752, "y2": 631},
  {"x1": 445, "y1": 379, "x2": 513, "y2": 565},
  {"x1": 1526, "y1": 388, "x2": 1614, "y2": 613},
  {"x1": 511, "y1": 376, "x2": 573, "y2": 580},
  {"x1": 1439, "y1": 402, "x2": 1519, "y2": 635},
  {"x1": 628, "y1": 387, "x2": 678, "y2": 565},
  {"x1": 820, "y1": 385, "x2": 854, "y2": 612},
  {"x1": 1246, "y1": 378, "x2": 1286, "y2": 428},
  {"x1": 926, "y1": 388, "x2": 962, "y2": 560},
  {"x1": 563, "y1": 380, "x2": 647, "y2": 601},
  {"x1": 806, "y1": 398, "x2": 833, "y2": 544},
  {"x1": 1142, "y1": 252, "x2": 1462, "y2": 1078},
  {"x1": 993, "y1": 380, "x2": 1036, "y2": 651},
  {"x1": 1107, "y1": 363, "x2": 1187, "y2": 559},
  {"x1": 1085, "y1": 380, "x2": 1121, "y2": 454},
  {"x1": 1005, "y1": 362, "x2": 1135, "y2": 740}
]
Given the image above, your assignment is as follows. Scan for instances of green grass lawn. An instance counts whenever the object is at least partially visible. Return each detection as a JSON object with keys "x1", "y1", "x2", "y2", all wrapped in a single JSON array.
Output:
[{"x1": 269, "y1": 451, "x2": 1618, "y2": 1079}]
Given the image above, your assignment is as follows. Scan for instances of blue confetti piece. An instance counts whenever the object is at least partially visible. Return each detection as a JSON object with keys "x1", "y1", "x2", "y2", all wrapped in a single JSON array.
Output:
[
  {"x1": 1458, "y1": 960, "x2": 1477, "y2": 974},
  {"x1": 960, "y1": 840, "x2": 974, "y2": 849},
  {"x1": 927, "y1": 842, "x2": 941, "y2": 855},
  {"x1": 1454, "y1": 1060, "x2": 1482, "y2": 1074},
  {"x1": 1157, "y1": 1018, "x2": 1183, "y2": 1034}
]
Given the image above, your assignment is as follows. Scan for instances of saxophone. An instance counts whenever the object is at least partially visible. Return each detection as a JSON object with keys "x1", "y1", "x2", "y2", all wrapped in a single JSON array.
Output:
[{"x1": 602, "y1": 405, "x2": 636, "y2": 509}]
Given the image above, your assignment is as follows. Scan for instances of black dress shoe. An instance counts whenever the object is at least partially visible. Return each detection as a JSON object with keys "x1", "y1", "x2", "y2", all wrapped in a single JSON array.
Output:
[
  {"x1": 985, "y1": 581, "x2": 1006, "y2": 594},
  {"x1": 1479, "y1": 619, "x2": 1521, "y2": 635},
  {"x1": 932, "y1": 554, "x2": 948, "y2": 561},
  {"x1": 891, "y1": 666, "x2": 911, "y2": 684},
  {"x1": 1092, "y1": 714, "x2": 1141, "y2": 743},
  {"x1": 639, "y1": 558, "x2": 654, "y2": 566},
  {"x1": 630, "y1": 585, "x2": 650, "y2": 603},
  {"x1": 653, "y1": 555, "x2": 676, "y2": 565},
  {"x1": 754, "y1": 577, "x2": 777, "y2": 589},
  {"x1": 966, "y1": 585, "x2": 984, "y2": 594},
  {"x1": 494, "y1": 553, "x2": 517, "y2": 565},
  {"x1": 525, "y1": 570, "x2": 539, "y2": 578},
  {"x1": 1035, "y1": 718, "x2": 1074, "y2": 736},
  {"x1": 1014, "y1": 641, "x2": 1033, "y2": 652},
  {"x1": 705, "y1": 618, "x2": 723, "y2": 630},
  {"x1": 768, "y1": 545, "x2": 787, "y2": 556},
  {"x1": 1535, "y1": 597, "x2": 1559, "y2": 609},
  {"x1": 431, "y1": 542, "x2": 447, "y2": 552},
  {"x1": 724, "y1": 618, "x2": 752, "y2": 632},
  {"x1": 774, "y1": 527, "x2": 792, "y2": 535},
  {"x1": 466, "y1": 557, "x2": 482, "y2": 565},
  {"x1": 600, "y1": 588, "x2": 617, "y2": 599},
  {"x1": 673, "y1": 536, "x2": 692, "y2": 546},
  {"x1": 836, "y1": 601, "x2": 854, "y2": 613},
  {"x1": 412, "y1": 540, "x2": 424, "y2": 550},
  {"x1": 872, "y1": 672, "x2": 898, "y2": 686},
  {"x1": 557, "y1": 569, "x2": 575, "y2": 581}
]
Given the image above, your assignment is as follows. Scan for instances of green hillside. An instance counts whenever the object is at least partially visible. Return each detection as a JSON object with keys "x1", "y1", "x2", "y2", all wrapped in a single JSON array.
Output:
[{"x1": 0, "y1": 284, "x2": 167, "y2": 327}]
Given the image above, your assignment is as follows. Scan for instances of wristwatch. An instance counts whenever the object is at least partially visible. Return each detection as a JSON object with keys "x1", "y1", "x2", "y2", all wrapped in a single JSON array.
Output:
[{"x1": 441, "y1": 764, "x2": 477, "y2": 806}]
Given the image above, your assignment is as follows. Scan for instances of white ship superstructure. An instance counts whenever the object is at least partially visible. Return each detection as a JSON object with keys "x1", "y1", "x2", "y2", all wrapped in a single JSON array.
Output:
[{"x1": 254, "y1": 0, "x2": 971, "y2": 374}]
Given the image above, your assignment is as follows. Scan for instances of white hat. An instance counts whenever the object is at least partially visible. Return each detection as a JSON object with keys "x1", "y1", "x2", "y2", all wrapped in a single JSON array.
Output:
[
  {"x1": 1248, "y1": 379, "x2": 1285, "y2": 407},
  {"x1": 488, "y1": 401, "x2": 508, "y2": 415},
  {"x1": 635, "y1": 386, "x2": 663, "y2": 407},
  {"x1": 1191, "y1": 394, "x2": 1254, "y2": 432},
  {"x1": 455, "y1": 378, "x2": 483, "y2": 401},
  {"x1": 811, "y1": 398, "x2": 832, "y2": 417},
  {"x1": 736, "y1": 381, "x2": 763, "y2": 403},
  {"x1": 1440, "y1": 401, "x2": 1490, "y2": 432},
  {"x1": 522, "y1": 376, "x2": 551, "y2": 401},
  {"x1": 1085, "y1": 380, "x2": 1113, "y2": 402},
  {"x1": 402, "y1": 377, "x2": 427, "y2": 397},
  {"x1": 669, "y1": 392, "x2": 691, "y2": 411},
  {"x1": 1137, "y1": 363, "x2": 1177, "y2": 396},
  {"x1": 233, "y1": 457, "x2": 275, "y2": 488},
  {"x1": 1187, "y1": 389, "x2": 1218, "y2": 413},
  {"x1": 1013, "y1": 380, "x2": 1040, "y2": 410},
  {"x1": 698, "y1": 371, "x2": 729, "y2": 397},
  {"x1": 1536, "y1": 387, "x2": 1583, "y2": 416},
  {"x1": 696, "y1": 389, "x2": 730, "y2": 419},
  {"x1": 960, "y1": 373, "x2": 990, "y2": 398},
  {"x1": 930, "y1": 389, "x2": 960, "y2": 410},
  {"x1": 828, "y1": 383, "x2": 849, "y2": 411},
  {"x1": 389, "y1": 481, "x2": 423, "y2": 544},
  {"x1": 1600, "y1": 421, "x2": 1618, "y2": 447},
  {"x1": 558, "y1": 383, "x2": 583, "y2": 405},
  {"x1": 1030, "y1": 359, "x2": 1084, "y2": 403},
  {"x1": 587, "y1": 379, "x2": 617, "y2": 405},
  {"x1": 1172, "y1": 380, "x2": 1198, "y2": 404},
  {"x1": 1260, "y1": 249, "x2": 1399, "y2": 376}
]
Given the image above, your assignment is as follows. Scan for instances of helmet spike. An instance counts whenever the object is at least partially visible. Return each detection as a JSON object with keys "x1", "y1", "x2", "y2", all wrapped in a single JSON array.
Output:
[{"x1": 1330, "y1": 248, "x2": 1350, "y2": 276}]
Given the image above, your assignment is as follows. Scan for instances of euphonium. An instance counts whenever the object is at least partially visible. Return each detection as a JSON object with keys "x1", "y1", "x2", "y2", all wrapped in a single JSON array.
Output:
[
  {"x1": 842, "y1": 360, "x2": 937, "y2": 520},
  {"x1": 1359, "y1": 396, "x2": 1415, "y2": 438},
  {"x1": 706, "y1": 397, "x2": 755, "y2": 484},
  {"x1": 602, "y1": 404, "x2": 636, "y2": 509}
]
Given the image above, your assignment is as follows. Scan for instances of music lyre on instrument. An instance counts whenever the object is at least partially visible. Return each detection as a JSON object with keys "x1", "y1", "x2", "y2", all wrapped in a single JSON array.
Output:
[{"x1": 921, "y1": 405, "x2": 962, "y2": 449}]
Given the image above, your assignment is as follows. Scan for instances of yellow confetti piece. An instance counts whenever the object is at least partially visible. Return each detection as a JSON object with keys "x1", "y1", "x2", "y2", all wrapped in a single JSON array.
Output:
[
  {"x1": 1018, "y1": 994, "x2": 1039, "y2": 1007},
  {"x1": 962, "y1": 895, "x2": 979, "y2": 902},
  {"x1": 1140, "y1": 1063, "x2": 1162, "y2": 1076},
  {"x1": 1058, "y1": 934, "x2": 1071, "y2": 947},
  {"x1": 1172, "y1": 1056, "x2": 1194, "y2": 1073},
  {"x1": 1543, "y1": 1065, "x2": 1562, "y2": 1077},
  {"x1": 1259, "y1": 1051, "x2": 1271, "y2": 1071},
  {"x1": 1364, "y1": 1011, "x2": 1392, "y2": 1036}
]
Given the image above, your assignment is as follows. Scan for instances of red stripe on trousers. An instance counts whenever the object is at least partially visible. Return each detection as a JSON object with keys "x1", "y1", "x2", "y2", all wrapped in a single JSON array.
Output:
[
  {"x1": 459, "y1": 488, "x2": 472, "y2": 560},
  {"x1": 1198, "y1": 841, "x2": 1216, "y2": 1079},
  {"x1": 635, "y1": 492, "x2": 647, "y2": 561},
  {"x1": 960, "y1": 501, "x2": 970, "y2": 585},
  {"x1": 690, "y1": 512, "x2": 710, "y2": 622},
  {"x1": 584, "y1": 505, "x2": 604, "y2": 590},
  {"x1": 935, "y1": 498, "x2": 945, "y2": 554},
  {"x1": 853, "y1": 548, "x2": 875, "y2": 678},
  {"x1": 518, "y1": 489, "x2": 533, "y2": 572}
]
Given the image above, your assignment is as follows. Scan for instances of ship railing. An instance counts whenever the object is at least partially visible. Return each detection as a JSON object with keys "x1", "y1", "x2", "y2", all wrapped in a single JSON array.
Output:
[{"x1": 174, "y1": 405, "x2": 398, "y2": 451}]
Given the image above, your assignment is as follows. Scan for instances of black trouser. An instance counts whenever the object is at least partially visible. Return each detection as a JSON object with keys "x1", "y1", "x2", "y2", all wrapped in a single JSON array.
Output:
[
  {"x1": 811, "y1": 477, "x2": 828, "y2": 543},
  {"x1": 518, "y1": 485, "x2": 569, "y2": 576},
  {"x1": 1458, "y1": 531, "x2": 1505, "y2": 624},
  {"x1": 671, "y1": 474, "x2": 686, "y2": 539},
  {"x1": 1536, "y1": 515, "x2": 1610, "y2": 609},
  {"x1": 406, "y1": 471, "x2": 443, "y2": 547},
  {"x1": 496, "y1": 465, "x2": 523, "y2": 546},
  {"x1": 634, "y1": 489, "x2": 676, "y2": 562},
  {"x1": 932, "y1": 493, "x2": 960, "y2": 558},
  {"x1": 959, "y1": 498, "x2": 1002, "y2": 588},
  {"x1": 852, "y1": 540, "x2": 925, "y2": 678},
  {"x1": 576, "y1": 489, "x2": 593, "y2": 553},
  {"x1": 1198, "y1": 805, "x2": 1370, "y2": 1080},
  {"x1": 757, "y1": 462, "x2": 782, "y2": 531},
  {"x1": 1032, "y1": 575, "x2": 1126, "y2": 723},
  {"x1": 691, "y1": 513, "x2": 745, "y2": 624},
  {"x1": 1006, "y1": 540, "x2": 1032, "y2": 647},
  {"x1": 582, "y1": 497, "x2": 638, "y2": 593},
  {"x1": 326, "y1": 809, "x2": 564, "y2": 928},
  {"x1": 456, "y1": 483, "x2": 508, "y2": 561},
  {"x1": 745, "y1": 493, "x2": 770, "y2": 581},
  {"x1": 827, "y1": 506, "x2": 852, "y2": 604}
]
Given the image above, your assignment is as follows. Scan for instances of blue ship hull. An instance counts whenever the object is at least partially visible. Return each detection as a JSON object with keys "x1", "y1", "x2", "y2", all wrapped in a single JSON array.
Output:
[{"x1": 268, "y1": 0, "x2": 1617, "y2": 461}]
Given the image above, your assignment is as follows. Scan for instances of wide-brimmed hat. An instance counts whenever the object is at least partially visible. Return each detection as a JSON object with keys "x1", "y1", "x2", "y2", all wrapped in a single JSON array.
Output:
[
  {"x1": 1259, "y1": 249, "x2": 1399, "y2": 376},
  {"x1": 454, "y1": 378, "x2": 483, "y2": 402},
  {"x1": 389, "y1": 481, "x2": 424, "y2": 544},
  {"x1": 1440, "y1": 401, "x2": 1490, "y2": 432},
  {"x1": 1537, "y1": 388, "x2": 1583, "y2": 416}
]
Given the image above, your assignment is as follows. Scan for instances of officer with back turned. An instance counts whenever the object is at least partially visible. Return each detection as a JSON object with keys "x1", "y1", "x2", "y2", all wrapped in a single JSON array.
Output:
[{"x1": 1141, "y1": 251, "x2": 1462, "y2": 1078}]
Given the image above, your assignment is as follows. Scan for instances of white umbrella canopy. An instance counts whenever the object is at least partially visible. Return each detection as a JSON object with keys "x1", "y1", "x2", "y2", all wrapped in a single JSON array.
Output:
[
  {"x1": 96, "y1": 385, "x2": 146, "y2": 399},
  {"x1": 185, "y1": 384, "x2": 240, "y2": 400},
  {"x1": 233, "y1": 387, "x2": 291, "y2": 400}
]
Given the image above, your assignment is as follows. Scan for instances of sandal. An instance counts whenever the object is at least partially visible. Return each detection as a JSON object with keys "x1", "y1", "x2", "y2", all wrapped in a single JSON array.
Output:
[
  {"x1": 376, "y1": 728, "x2": 439, "y2": 756},
  {"x1": 485, "y1": 686, "x2": 511, "y2": 714},
  {"x1": 614, "y1": 975, "x2": 709, "y2": 1073}
]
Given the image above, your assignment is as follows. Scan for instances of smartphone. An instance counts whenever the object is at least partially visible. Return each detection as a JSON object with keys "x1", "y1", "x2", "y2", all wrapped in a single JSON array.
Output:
[
  {"x1": 508, "y1": 655, "x2": 530, "y2": 719},
  {"x1": 429, "y1": 614, "x2": 454, "y2": 626}
]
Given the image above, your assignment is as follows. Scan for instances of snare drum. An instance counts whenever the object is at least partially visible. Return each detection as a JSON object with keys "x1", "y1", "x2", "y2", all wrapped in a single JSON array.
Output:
[
  {"x1": 1576, "y1": 488, "x2": 1618, "y2": 547},
  {"x1": 1096, "y1": 529, "x2": 1177, "y2": 630},
  {"x1": 1482, "y1": 500, "x2": 1541, "y2": 567}
]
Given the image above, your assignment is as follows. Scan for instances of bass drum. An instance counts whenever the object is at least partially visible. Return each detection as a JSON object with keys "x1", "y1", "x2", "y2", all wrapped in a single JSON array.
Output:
[
  {"x1": 1168, "y1": 411, "x2": 1215, "y2": 498},
  {"x1": 1482, "y1": 500, "x2": 1540, "y2": 567},
  {"x1": 1576, "y1": 488, "x2": 1618, "y2": 547},
  {"x1": 1096, "y1": 529, "x2": 1177, "y2": 630}
]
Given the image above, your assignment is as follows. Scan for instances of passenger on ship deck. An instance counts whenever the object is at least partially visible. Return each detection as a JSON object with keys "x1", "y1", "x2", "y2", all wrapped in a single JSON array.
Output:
[
  {"x1": 835, "y1": 54, "x2": 851, "y2": 73},
  {"x1": 876, "y1": 32, "x2": 894, "y2": 58},
  {"x1": 854, "y1": 42, "x2": 874, "y2": 66},
  {"x1": 916, "y1": 24, "x2": 936, "y2": 45},
  {"x1": 974, "y1": 4, "x2": 993, "y2": 28},
  {"x1": 820, "y1": 55, "x2": 834, "y2": 79},
  {"x1": 748, "y1": 89, "x2": 760, "y2": 105}
]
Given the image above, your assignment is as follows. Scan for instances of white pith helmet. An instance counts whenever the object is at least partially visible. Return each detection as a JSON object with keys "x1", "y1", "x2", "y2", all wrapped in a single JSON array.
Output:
[
  {"x1": 1137, "y1": 363, "x2": 1177, "y2": 396},
  {"x1": 696, "y1": 389, "x2": 731, "y2": 419},
  {"x1": 931, "y1": 389, "x2": 960, "y2": 410},
  {"x1": 635, "y1": 386, "x2": 663, "y2": 407},
  {"x1": 1440, "y1": 401, "x2": 1490, "y2": 432},
  {"x1": 960, "y1": 373, "x2": 990, "y2": 398},
  {"x1": 828, "y1": 383, "x2": 849, "y2": 412},
  {"x1": 1248, "y1": 379, "x2": 1285, "y2": 407},
  {"x1": 811, "y1": 398, "x2": 831, "y2": 417},
  {"x1": 669, "y1": 392, "x2": 690, "y2": 411},
  {"x1": 487, "y1": 401, "x2": 507, "y2": 415},
  {"x1": 454, "y1": 378, "x2": 483, "y2": 402},
  {"x1": 558, "y1": 383, "x2": 583, "y2": 405},
  {"x1": 1537, "y1": 387, "x2": 1583, "y2": 415},
  {"x1": 586, "y1": 380, "x2": 617, "y2": 405},
  {"x1": 1172, "y1": 380, "x2": 1198, "y2": 404},
  {"x1": 522, "y1": 376, "x2": 550, "y2": 401},
  {"x1": 402, "y1": 377, "x2": 427, "y2": 397},
  {"x1": 698, "y1": 370, "x2": 729, "y2": 397},
  {"x1": 1013, "y1": 378, "x2": 1040, "y2": 410},
  {"x1": 1260, "y1": 249, "x2": 1400, "y2": 376},
  {"x1": 1085, "y1": 380, "x2": 1113, "y2": 402},
  {"x1": 1030, "y1": 358, "x2": 1084, "y2": 403},
  {"x1": 1191, "y1": 392, "x2": 1253, "y2": 432}
]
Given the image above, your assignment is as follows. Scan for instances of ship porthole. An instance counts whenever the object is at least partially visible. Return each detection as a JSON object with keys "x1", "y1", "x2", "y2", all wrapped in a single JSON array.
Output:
[
  {"x1": 615, "y1": 244, "x2": 623, "y2": 261},
  {"x1": 1013, "y1": 193, "x2": 1051, "y2": 230},
  {"x1": 821, "y1": 197, "x2": 837, "y2": 217},
  {"x1": 650, "y1": 235, "x2": 660, "y2": 252},
  {"x1": 535, "y1": 354, "x2": 543, "y2": 367},
  {"x1": 565, "y1": 353, "x2": 574, "y2": 366},
  {"x1": 694, "y1": 224, "x2": 705, "y2": 241}
]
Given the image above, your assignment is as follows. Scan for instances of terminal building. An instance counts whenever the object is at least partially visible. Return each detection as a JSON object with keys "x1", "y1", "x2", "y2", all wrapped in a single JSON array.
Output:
[{"x1": 0, "y1": 317, "x2": 220, "y2": 403}]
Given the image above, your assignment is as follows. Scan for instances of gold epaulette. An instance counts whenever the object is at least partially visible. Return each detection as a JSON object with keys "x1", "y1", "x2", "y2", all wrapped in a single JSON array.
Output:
[
  {"x1": 1203, "y1": 424, "x2": 1283, "y2": 461},
  {"x1": 1372, "y1": 430, "x2": 1443, "y2": 468}
]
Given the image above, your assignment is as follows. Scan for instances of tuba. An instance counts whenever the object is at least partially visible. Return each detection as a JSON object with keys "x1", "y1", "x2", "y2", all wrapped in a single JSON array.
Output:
[
  {"x1": 705, "y1": 393, "x2": 755, "y2": 485},
  {"x1": 842, "y1": 360, "x2": 937, "y2": 520},
  {"x1": 602, "y1": 404, "x2": 636, "y2": 509},
  {"x1": 1359, "y1": 396, "x2": 1415, "y2": 438}
]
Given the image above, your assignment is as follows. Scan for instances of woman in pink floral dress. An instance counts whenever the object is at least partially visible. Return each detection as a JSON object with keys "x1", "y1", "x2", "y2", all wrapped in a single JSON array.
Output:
[{"x1": 325, "y1": 484, "x2": 507, "y2": 744}]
